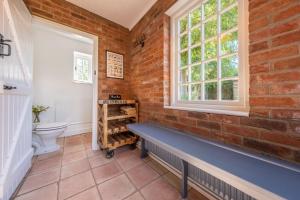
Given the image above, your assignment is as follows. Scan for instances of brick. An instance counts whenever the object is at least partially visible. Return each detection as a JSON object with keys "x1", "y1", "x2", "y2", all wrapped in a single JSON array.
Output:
[
  {"x1": 249, "y1": 41, "x2": 269, "y2": 53},
  {"x1": 223, "y1": 124, "x2": 259, "y2": 138},
  {"x1": 272, "y1": 4, "x2": 300, "y2": 22},
  {"x1": 260, "y1": 131, "x2": 300, "y2": 148},
  {"x1": 240, "y1": 117, "x2": 287, "y2": 132},
  {"x1": 270, "y1": 83, "x2": 300, "y2": 95},
  {"x1": 243, "y1": 138, "x2": 293, "y2": 159},
  {"x1": 250, "y1": 97, "x2": 300, "y2": 107},
  {"x1": 251, "y1": 71, "x2": 300, "y2": 84},
  {"x1": 272, "y1": 30, "x2": 300, "y2": 47},
  {"x1": 270, "y1": 17, "x2": 300, "y2": 36},
  {"x1": 273, "y1": 57, "x2": 300, "y2": 71},
  {"x1": 187, "y1": 112, "x2": 209, "y2": 120},
  {"x1": 289, "y1": 121, "x2": 300, "y2": 134},
  {"x1": 197, "y1": 120, "x2": 221, "y2": 131},
  {"x1": 250, "y1": 63, "x2": 270, "y2": 74},
  {"x1": 271, "y1": 109, "x2": 300, "y2": 120}
]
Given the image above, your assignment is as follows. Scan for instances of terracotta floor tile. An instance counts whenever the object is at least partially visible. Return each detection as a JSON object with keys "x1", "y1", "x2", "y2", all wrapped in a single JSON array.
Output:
[
  {"x1": 63, "y1": 144, "x2": 85, "y2": 155},
  {"x1": 62, "y1": 151, "x2": 87, "y2": 165},
  {"x1": 146, "y1": 158, "x2": 169, "y2": 175},
  {"x1": 61, "y1": 159, "x2": 90, "y2": 179},
  {"x1": 124, "y1": 192, "x2": 144, "y2": 200},
  {"x1": 127, "y1": 164, "x2": 159, "y2": 189},
  {"x1": 88, "y1": 154, "x2": 112, "y2": 168},
  {"x1": 98, "y1": 174, "x2": 136, "y2": 200},
  {"x1": 86, "y1": 149, "x2": 104, "y2": 158},
  {"x1": 92, "y1": 161, "x2": 122, "y2": 184},
  {"x1": 64, "y1": 136, "x2": 84, "y2": 147},
  {"x1": 140, "y1": 178, "x2": 180, "y2": 200},
  {"x1": 18, "y1": 168, "x2": 60, "y2": 195},
  {"x1": 30, "y1": 156, "x2": 61, "y2": 175},
  {"x1": 15, "y1": 183, "x2": 58, "y2": 200},
  {"x1": 59, "y1": 171, "x2": 95, "y2": 200},
  {"x1": 67, "y1": 187, "x2": 100, "y2": 200},
  {"x1": 36, "y1": 149, "x2": 63, "y2": 161},
  {"x1": 116, "y1": 154, "x2": 144, "y2": 171}
]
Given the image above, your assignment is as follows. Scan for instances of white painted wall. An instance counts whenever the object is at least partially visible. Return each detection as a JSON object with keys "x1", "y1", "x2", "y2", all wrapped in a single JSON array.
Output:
[{"x1": 33, "y1": 22, "x2": 93, "y2": 137}]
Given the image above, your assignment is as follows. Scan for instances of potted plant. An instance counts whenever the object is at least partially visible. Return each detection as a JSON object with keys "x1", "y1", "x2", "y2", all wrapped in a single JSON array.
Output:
[{"x1": 32, "y1": 105, "x2": 49, "y2": 123}]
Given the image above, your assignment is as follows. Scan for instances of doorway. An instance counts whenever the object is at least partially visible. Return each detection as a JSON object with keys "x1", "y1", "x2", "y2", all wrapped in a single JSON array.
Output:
[{"x1": 32, "y1": 17, "x2": 99, "y2": 150}]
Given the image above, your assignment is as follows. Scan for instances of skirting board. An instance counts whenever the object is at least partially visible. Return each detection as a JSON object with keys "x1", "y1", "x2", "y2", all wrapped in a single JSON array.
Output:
[
  {"x1": 61, "y1": 121, "x2": 92, "y2": 137},
  {"x1": 1, "y1": 148, "x2": 33, "y2": 200}
]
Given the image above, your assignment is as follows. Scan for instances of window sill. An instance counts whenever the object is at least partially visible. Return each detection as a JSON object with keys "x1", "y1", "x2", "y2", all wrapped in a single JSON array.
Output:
[{"x1": 164, "y1": 105, "x2": 249, "y2": 117}]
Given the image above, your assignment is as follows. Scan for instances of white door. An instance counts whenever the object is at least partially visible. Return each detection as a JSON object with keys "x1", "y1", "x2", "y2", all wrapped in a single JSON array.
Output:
[{"x1": 0, "y1": 0, "x2": 33, "y2": 199}]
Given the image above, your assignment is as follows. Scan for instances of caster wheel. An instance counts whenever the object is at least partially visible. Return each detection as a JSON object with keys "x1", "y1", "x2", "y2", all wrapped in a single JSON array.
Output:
[
  {"x1": 106, "y1": 150, "x2": 114, "y2": 159},
  {"x1": 130, "y1": 143, "x2": 137, "y2": 150}
]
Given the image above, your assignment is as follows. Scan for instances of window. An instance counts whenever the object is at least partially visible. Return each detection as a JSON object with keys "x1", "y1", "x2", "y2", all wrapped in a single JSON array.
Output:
[
  {"x1": 73, "y1": 51, "x2": 93, "y2": 84},
  {"x1": 167, "y1": 0, "x2": 249, "y2": 115}
]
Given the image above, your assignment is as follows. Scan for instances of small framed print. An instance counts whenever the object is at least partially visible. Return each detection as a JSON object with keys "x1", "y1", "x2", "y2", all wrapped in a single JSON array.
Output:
[{"x1": 106, "y1": 50, "x2": 124, "y2": 79}]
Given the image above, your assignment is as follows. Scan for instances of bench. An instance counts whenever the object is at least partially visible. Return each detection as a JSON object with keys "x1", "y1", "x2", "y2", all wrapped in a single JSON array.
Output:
[{"x1": 128, "y1": 123, "x2": 300, "y2": 200}]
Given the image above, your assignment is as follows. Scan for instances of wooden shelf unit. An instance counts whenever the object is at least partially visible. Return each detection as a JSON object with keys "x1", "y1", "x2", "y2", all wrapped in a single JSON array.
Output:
[{"x1": 98, "y1": 100, "x2": 138, "y2": 157}]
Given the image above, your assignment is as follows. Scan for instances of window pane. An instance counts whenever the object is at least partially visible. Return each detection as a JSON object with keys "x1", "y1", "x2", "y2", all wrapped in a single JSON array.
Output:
[
  {"x1": 180, "y1": 68, "x2": 189, "y2": 83},
  {"x1": 191, "y1": 8, "x2": 201, "y2": 27},
  {"x1": 180, "y1": 51, "x2": 188, "y2": 67},
  {"x1": 191, "y1": 64, "x2": 201, "y2": 82},
  {"x1": 221, "y1": 6, "x2": 238, "y2": 32},
  {"x1": 221, "y1": 0, "x2": 236, "y2": 9},
  {"x1": 191, "y1": 28, "x2": 201, "y2": 46},
  {"x1": 204, "y1": 0, "x2": 217, "y2": 19},
  {"x1": 191, "y1": 46, "x2": 201, "y2": 64},
  {"x1": 191, "y1": 84, "x2": 201, "y2": 100},
  {"x1": 221, "y1": 54, "x2": 238, "y2": 78},
  {"x1": 180, "y1": 34, "x2": 188, "y2": 49},
  {"x1": 76, "y1": 58, "x2": 83, "y2": 67},
  {"x1": 204, "y1": 39, "x2": 217, "y2": 60},
  {"x1": 180, "y1": 85, "x2": 189, "y2": 100},
  {"x1": 222, "y1": 80, "x2": 238, "y2": 100},
  {"x1": 205, "y1": 60, "x2": 217, "y2": 80},
  {"x1": 205, "y1": 82, "x2": 217, "y2": 100},
  {"x1": 180, "y1": 16, "x2": 188, "y2": 33},
  {"x1": 221, "y1": 31, "x2": 238, "y2": 55},
  {"x1": 204, "y1": 17, "x2": 217, "y2": 39}
]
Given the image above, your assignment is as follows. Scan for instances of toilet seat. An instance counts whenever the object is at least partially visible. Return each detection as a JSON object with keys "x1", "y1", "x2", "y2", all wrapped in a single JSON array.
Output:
[{"x1": 35, "y1": 122, "x2": 68, "y2": 132}]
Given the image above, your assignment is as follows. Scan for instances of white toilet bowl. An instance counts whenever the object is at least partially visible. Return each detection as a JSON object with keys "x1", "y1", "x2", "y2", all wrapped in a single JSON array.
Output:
[{"x1": 32, "y1": 122, "x2": 68, "y2": 155}]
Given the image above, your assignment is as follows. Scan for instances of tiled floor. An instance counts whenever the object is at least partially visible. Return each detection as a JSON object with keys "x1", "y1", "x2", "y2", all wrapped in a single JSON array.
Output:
[{"x1": 13, "y1": 133, "x2": 209, "y2": 200}]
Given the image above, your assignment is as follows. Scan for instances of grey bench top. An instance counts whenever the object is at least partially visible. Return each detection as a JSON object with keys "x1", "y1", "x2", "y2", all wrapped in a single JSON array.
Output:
[{"x1": 128, "y1": 123, "x2": 300, "y2": 200}]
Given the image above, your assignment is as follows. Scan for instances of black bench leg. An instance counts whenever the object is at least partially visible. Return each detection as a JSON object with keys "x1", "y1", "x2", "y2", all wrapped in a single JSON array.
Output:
[
  {"x1": 181, "y1": 160, "x2": 188, "y2": 199},
  {"x1": 140, "y1": 138, "x2": 148, "y2": 159}
]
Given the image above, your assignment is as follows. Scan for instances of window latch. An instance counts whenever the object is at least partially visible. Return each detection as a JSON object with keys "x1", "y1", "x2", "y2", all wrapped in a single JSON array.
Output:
[{"x1": 0, "y1": 33, "x2": 12, "y2": 58}]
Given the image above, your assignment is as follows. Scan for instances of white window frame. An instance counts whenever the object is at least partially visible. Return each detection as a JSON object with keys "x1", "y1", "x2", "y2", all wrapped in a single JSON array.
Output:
[
  {"x1": 166, "y1": 0, "x2": 249, "y2": 116},
  {"x1": 73, "y1": 51, "x2": 93, "y2": 84}
]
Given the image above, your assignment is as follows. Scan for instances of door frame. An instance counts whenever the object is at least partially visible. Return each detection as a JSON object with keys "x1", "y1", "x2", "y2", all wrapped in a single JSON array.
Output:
[{"x1": 32, "y1": 17, "x2": 99, "y2": 150}]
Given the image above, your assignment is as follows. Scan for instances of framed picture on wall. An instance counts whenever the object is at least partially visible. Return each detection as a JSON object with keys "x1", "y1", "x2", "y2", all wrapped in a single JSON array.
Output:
[{"x1": 106, "y1": 50, "x2": 124, "y2": 79}]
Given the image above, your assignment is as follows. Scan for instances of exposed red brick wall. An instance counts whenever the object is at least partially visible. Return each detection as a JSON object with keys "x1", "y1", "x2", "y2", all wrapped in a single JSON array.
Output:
[
  {"x1": 24, "y1": 0, "x2": 300, "y2": 163},
  {"x1": 129, "y1": 0, "x2": 300, "y2": 163},
  {"x1": 24, "y1": 0, "x2": 132, "y2": 99}
]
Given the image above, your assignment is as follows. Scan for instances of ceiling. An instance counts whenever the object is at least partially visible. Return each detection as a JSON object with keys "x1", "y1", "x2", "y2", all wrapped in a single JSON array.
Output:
[{"x1": 65, "y1": 0, "x2": 157, "y2": 30}]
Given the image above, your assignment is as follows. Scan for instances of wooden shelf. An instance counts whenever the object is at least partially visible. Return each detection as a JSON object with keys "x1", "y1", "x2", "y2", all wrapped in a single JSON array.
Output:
[
  {"x1": 98, "y1": 100, "x2": 139, "y2": 154},
  {"x1": 106, "y1": 133, "x2": 137, "y2": 149},
  {"x1": 107, "y1": 113, "x2": 137, "y2": 120}
]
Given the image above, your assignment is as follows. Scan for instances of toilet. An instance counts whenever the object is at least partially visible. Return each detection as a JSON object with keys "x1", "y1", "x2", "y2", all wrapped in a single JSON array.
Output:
[{"x1": 32, "y1": 122, "x2": 68, "y2": 155}]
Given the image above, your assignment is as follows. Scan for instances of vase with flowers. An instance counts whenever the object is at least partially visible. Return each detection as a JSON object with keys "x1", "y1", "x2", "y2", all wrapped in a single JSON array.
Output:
[{"x1": 32, "y1": 105, "x2": 49, "y2": 123}]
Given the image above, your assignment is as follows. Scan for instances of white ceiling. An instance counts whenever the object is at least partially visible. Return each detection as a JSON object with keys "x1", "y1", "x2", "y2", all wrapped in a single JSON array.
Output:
[{"x1": 66, "y1": 0, "x2": 157, "y2": 30}]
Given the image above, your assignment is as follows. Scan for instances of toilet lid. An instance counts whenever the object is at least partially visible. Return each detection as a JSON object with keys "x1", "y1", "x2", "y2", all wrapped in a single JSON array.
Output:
[{"x1": 35, "y1": 122, "x2": 68, "y2": 131}]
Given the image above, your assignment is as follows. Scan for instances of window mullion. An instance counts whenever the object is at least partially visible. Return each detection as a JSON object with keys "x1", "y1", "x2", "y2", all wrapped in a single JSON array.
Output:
[
  {"x1": 201, "y1": 4, "x2": 205, "y2": 101},
  {"x1": 217, "y1": 0, "x2": 222, "y2": 101},
  {"x1": 188, "y1": 12, "x2": 192, "y2": 101}
]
